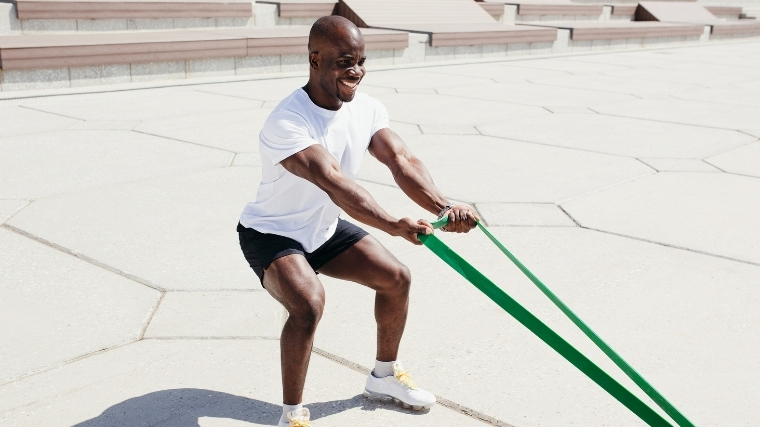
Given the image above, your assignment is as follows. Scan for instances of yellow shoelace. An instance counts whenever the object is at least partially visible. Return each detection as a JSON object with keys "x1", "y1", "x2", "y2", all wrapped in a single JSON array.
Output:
[
  {"x1": 393, "y1": 365, "x2": 418, "y2": 390},
  {"x1": 290, "y1": 419, "x2": 311, "y2": 427}
]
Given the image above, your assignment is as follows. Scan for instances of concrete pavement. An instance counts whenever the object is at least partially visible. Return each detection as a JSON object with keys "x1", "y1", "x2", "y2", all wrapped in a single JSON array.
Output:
[{"x1": 2, "y1": 40, "x2": 759, "y2": 426}]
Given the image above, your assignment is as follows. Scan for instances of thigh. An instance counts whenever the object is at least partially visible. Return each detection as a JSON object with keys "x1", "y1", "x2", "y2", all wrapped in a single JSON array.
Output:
[
  {"x1": 264, "y1": 254, "x2": 325, "y2": 313},
  {"x1": 317, "y1": 234, "x2": 408, "y2": 291}
]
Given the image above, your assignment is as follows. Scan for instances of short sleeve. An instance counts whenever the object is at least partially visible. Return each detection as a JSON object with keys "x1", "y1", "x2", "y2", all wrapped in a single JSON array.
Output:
[
  {"x1": 370, "y1": 99, "x2": 390, "y2": 136},
  {"x1": 259, "y1": 111, "x2": 319, "y2": 165}
]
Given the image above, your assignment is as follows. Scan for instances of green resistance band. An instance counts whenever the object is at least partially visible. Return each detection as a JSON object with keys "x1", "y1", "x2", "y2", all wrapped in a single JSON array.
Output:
[{"x1": 418, "y1": 217, "x2": 694, "y2": 427}]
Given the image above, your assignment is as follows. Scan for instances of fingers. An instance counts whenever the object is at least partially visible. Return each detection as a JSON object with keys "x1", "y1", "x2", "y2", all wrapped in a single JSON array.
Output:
[{"x1": 443, "y1": 205, "x2": 478, "y2": 233}]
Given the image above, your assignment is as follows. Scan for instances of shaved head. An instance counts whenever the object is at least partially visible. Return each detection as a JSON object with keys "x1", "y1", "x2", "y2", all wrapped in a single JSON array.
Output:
[
  {"x1": 308, "y1": 15, "x2": 364, "y2": 53},
  {"x1": 304, "y1": 15, "x2": 367, "y2": 109}
]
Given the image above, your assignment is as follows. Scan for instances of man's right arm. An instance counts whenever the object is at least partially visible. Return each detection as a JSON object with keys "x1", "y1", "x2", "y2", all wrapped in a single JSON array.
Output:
[{"x1": 279, "y1": 144, "x2": 432, "y2": 245}]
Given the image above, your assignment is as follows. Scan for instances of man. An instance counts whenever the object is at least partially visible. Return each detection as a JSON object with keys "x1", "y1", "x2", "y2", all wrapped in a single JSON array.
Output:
[{"x1": 237, "y1": 16, "x2": 478, "y2": 427}]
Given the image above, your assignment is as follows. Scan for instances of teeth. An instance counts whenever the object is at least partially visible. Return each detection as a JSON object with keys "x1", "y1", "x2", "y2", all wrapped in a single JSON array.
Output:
[{"x1": 340, "y1": 80, "x2": 358, "y2": 89}]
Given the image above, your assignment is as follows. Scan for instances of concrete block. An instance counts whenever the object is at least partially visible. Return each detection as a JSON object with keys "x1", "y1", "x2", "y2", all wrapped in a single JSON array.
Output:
[
  {"x1": 0, "y1": 67, "x2": 70, "y2": 91},
  {"x1": 518, "y1": 14, "x2": 539, "y2": 22},
  {"x1": 425, "y1": 45, "x2": 455, "y2": 62},
  {"x1": 454, "y1": 45, "x2": 482, "y2": 60},
  {"x1": 393, "y1": 33, "x2": 427, "y2": 64},
  {"x1": 70, "y1": 64, "x2": 132, "y2": 87},
  {"x1": 530, "y1": 41, "x2": 553, "y2": 55},
  {"x1": 173, "y1": 17, "x2": 216, "y2": 28},
  {"x1": 235, "y1": 55, "x2": 280, "y2": 75},
  {"x1": 552, "y1": 29, "x2": 570, "y2": 53},
  {"x1": 503, "y1": 5, "x2": 517, "y2": 24},
  {"x1": 288, "y1": 17, "x2": 318, "y2": 26},
  {"x1": 571, "y1": 40, "x2": 594, "y2": 52},
  {"x1": 21, "y1": 18, "x2": 76, "y2": 33},
  {"x1": 76, "y1": 18, "x2": 128, "y2": 31},
  {"x1": 506, "y1": 42, "x2": 531, "y2": 57},
  {"x1": 602, "y1": 5, "x2": 612, "y2": 21},
  {"x1": 701, "y1": 25, "x2": 711, "y2": 42},
  {"x1": 280, "y1": 54, "x2": 308, "y2": 72},
  {"x1": 481, "y1": 44, "x2": 508, "y2": 58},
  {"x1": 0, "y1": 3, "x2": 22, "y2": 34},
  {"x1": 626, "y1": 37, "x2": 643, "y2": 48},
  {"x1": 186, "y1": 57, "x2": 236, "y2": 78},
  {"x1": 591, "y1": 38, "x2": 611, "y2": 51},
  {"x1": 541, "y1": 15, "x2": 561, "y2": 22},
  {"x1": 216, "y1": 17, "x2": 253, "y2": 28},
  {"x1": 130, "y1": 60, "x2": 186, "y2": 82},
  {"x1": 253, "y1": 3, "x2": 277, "y2": 28},
  {"x1": 609, "y1": 38, "x2": 627, "y2": 50},
  {"x1": 366, "y1": 49, "x2": 395, "y2": 66},
  {"x1": 127, "y1": 18, "x2": 173, "y2": 30}
]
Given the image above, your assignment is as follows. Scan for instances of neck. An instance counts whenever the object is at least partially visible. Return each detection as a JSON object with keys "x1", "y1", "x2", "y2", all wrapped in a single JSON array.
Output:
[{"x1": 303, "y1": 79, "x2": 342, "y2": 111}]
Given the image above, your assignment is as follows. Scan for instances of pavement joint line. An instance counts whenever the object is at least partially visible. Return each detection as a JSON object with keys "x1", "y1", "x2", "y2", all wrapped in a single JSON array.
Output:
[
  {"x1": 310, "y1": 346, "x2": 516, "y2": 427},
  {"x1": 130, "y1": 129, "x2": 238, "y2": 156},
  {"x1": 139, "y1": 293, "x2": 166, "y2": 340},
  {"x1": 0, "y1": 39, "x2": 756, "y2": 102},
  {"x1": 585, "y1": 227, "x2": 760, "y2": 267},
  {"x1": 556, "y1": 205, "x2": 582, "y2": 227},
  {"x1": 0, "y1": 223, "x2": 166, "y2": 292},
  {"x1": 554, "y1": 170, "x2": 655, "y2": 205},
  {"x1": 0, "y1": 338, "x2": 140, "y2": 387},
  {"x1": 736, "y1": 130, "x2": 760, "y2": 140},
  {"x1": 0, "y1": 199, "x2": 32, "y2": 225},
  {"x1": 592, "y1": 110, "x2": 751, "y2": 133},
  {"x1": 18, "y1": 105, "x2": 85, "y2": 121},
  {"x1": 192, "y1": 88, "x2": 268, "y2": 105},
  {"x1": 635, "y1": 158, "x2": 660, "y2": 173},
  {"x1": 229, "y1": 153, "x2": 237, "y2": 167}
]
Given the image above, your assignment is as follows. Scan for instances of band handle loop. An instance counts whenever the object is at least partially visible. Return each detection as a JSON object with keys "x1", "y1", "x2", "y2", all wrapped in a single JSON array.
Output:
[{"x1": 419, "y1": 216, "x2": 694, "y2": 427}]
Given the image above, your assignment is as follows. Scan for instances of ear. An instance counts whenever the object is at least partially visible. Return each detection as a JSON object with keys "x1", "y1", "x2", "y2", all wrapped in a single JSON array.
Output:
[{"x1": 309, "y1": 52, "x2": 319, "y2": 70}]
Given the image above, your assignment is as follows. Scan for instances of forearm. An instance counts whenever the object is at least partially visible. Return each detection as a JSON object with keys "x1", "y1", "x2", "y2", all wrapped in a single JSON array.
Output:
[
  {"x1": 318, "y1": 170, "x2": 401, "y2": 235},
  {"x1": 390, "y1": 155, "x2": 449, "y2": 216}
]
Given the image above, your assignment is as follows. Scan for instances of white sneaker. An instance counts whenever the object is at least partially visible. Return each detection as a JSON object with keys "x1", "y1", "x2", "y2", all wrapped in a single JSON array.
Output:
[
  {"x1": 364, "y1": 362, "x2": 436, "y2": 410},
  {"x1": 278, "y1": 407, "x2": 312, "y2": 427}
]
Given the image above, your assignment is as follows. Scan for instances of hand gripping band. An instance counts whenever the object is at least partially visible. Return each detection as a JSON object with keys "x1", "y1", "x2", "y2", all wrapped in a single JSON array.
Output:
[{"x1": 419, "y1": 217, "x2": 695, "y2": 427}]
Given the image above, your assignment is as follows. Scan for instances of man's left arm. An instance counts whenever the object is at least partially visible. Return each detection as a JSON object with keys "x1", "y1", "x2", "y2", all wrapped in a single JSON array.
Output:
[{"x1": 368, "y1": 128, "x2": 478, "y2": 233}]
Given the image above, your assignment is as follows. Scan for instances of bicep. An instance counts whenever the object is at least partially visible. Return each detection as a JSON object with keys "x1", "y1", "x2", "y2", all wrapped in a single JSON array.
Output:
[
  {"x1": 368, "y1": 128, "x2": 412, "y2": 167},
  {"x1": 280, "y1": 144, "x2": 344, "y2": 190}
]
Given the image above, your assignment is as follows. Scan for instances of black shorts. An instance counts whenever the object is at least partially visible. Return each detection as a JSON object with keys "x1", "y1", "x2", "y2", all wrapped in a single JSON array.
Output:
[{"x1": 237, "y1": 219, "x2": 369, "y2": 284}]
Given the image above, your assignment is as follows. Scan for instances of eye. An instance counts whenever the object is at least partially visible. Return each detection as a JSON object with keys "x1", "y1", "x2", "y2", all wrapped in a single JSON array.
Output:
[{"x1": 358, "y1": 58, "x2": 366, "y2": 66}]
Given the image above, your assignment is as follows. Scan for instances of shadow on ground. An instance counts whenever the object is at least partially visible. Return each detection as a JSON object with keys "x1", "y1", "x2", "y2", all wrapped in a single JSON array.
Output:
[{"x1": 73, "y1": 388, "x2": 427, "y2": 426}]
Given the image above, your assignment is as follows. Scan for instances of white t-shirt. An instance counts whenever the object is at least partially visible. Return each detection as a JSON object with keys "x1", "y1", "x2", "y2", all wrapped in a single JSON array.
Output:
[{"x1": 239, "y1": 88, "x2": 390, "y2": 252}]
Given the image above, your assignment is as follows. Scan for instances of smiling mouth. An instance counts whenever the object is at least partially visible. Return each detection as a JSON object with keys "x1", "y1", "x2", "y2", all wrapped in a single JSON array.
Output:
[{"x1": 339, "y1": 79, "x2": 359, "y2": 90}]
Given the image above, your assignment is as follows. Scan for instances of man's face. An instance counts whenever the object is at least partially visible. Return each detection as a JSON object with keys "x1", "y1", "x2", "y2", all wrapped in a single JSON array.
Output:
[{"x1": 314, "y1": 33, "x2": 366, "y2": 104}]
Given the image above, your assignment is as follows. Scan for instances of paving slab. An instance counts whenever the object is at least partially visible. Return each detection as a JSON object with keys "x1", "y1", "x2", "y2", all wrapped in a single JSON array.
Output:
[
  {"x1": 671, "y1": 85, "x2": 760, "y2": 108},
  {"x1": 529, "y1": 74, "x2": 704, "y2": 97},
  {"x1": 134, "y1": 108, "x2": 272, "y2": 153},
  {"x1": 0, "y1": 105, "x2": 80, "y2": 138},
  {"x1": 705, "y1": 141, "x2": 760, "y2": 177},
  {"x1": 358, "y1": 134, "x2": 653, "y2": 203},
  {"x1": 504, "y1": 58, "x2": 632, "y2": 75},
  {"x1": 430, "y1": 63, "x2": 571, "y2": 83},
  {"x1": 194, "y1": 77, "x2": 308, "y2": 102},
  {"x1": 0, "y1": 130, "x2": 232, "y2": 199},
  {"x1": 477, "y1": 113, "x2": 753, "y2": 158},
  {"x1": 419, "y1": 124, "x2": 479, "y2": 135},
  {"x1": 0, "y1": 339, "x2": 484, "y2": 427},
  {"x1": 361, "y1": 69, "x2": 496, "y2": 90},
  {"x1": 373, "y1": 92, "x2": 550, "y2": 126},
  {"x1": 476, "y1": 202, "x2": 576, "y2": 226},
  {"x1": 70, "y1": 120, "x2": 141, "y2": 130},
  {"x1": 638, "y1": 158, "x2": 721, "y2": 172},
  {"x1": 592, "y1": 98, "x2": 760, "y2": 130},
  {"x1": 0, "y1": 228, "x2": 160, "y2": 383},
  {"x1": 562, "y1": 172, "x2": 760, "y2": 265},
  {"x1": 600, "y1": 61, "x2": 758, "y2": 87},
  {"x1": 21, "y1": 89, "x2": 263, "y2": 122},
  {"x1": 7, "y1": 167, "x2": 261, "y2": 291},
  {"x1": 315, "y1": 226, "x2": 760, "y2": 427},
  {"x1": 438, "y1": 81, "x2": 635, "y2": 108},
  {"x1": 388, "y1": 120, "x2": 421, "y2": 136},
  {"x1": 144, "y1": 291, "x2": 282, "y2": 339},
  {"x1": 0, "y1": 200, "x2": 29, "y2": 224}
]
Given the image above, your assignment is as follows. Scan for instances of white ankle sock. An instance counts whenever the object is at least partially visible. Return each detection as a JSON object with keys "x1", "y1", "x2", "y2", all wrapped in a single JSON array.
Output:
[
  {"x1": 373, "y1": 359, "x2": 395, "y2": 378},
  {"x1": 281, "y1": 403, "x2": 303, "y2": 423}
]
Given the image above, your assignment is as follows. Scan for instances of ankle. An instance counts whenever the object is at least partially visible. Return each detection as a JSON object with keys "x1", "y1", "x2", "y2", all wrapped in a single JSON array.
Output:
[
  {"x1": 373, "y1": 359, "x2": 395, "y2": 378},
  {"x1": 281, "y1": 403, "x2": 303, "y2": 422}
]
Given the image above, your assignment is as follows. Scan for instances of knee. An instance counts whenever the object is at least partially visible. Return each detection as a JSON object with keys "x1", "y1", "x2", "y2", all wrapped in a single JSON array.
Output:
[
  {"x1": 386, "y1": 263, "x2": 411, "y2": 295},
  {"x1": 288, "y1": 293, "x2": 325, "y2": 330}
]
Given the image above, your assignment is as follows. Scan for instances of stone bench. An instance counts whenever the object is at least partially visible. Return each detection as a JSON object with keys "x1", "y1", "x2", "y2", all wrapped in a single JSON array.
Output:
[
  {"x1": 253, "y1": 0, "x2": 337, "y2": 26},
  {"x1": 0, "y1": 27, "x2": 410, "y2": 91},
  {"x1": 704, "y1": 6, "x2": 744, "y2": 20},
  {"x1": 4, "y1": 0, "x2": 255, "y2": 33},
  {"x1": 637, "y1": 2, "x2": 760, "y2": 38},
  {"x1": 609, "y1": 4, "x2": 636, "y2": 20}
]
